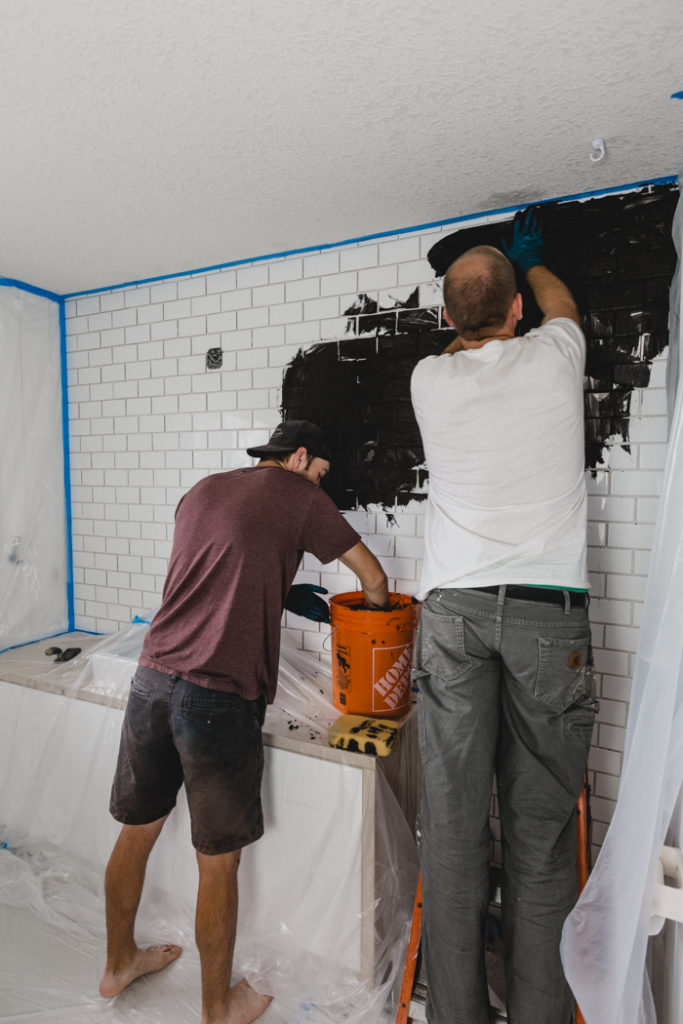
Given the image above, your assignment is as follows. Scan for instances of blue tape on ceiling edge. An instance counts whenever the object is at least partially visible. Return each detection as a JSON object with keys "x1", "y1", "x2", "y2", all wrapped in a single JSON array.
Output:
[
  {"x1": 62, "y1": 175, "x2": 680, "y2": 299},
  {"x1": 0, "y1": 276, "x2": 74, "y2": 634},
  {"x1": 0, "y1": 276, "x2": 61, "y2": 302}
]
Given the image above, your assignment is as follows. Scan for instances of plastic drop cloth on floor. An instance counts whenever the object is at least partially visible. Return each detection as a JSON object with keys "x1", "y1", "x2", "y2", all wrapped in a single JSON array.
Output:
[{"x1": 0, "y1": 624, "x2": 420, "y2": 1023}]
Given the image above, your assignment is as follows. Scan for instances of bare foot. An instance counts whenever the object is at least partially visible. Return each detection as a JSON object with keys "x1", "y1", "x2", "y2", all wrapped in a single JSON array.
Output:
[
  {"x1": 202, "y1": 978, "x2": 273, "y2": 1024},
  {"x1": 99, "y1": 943, "x2": 182, "y2": 997}
]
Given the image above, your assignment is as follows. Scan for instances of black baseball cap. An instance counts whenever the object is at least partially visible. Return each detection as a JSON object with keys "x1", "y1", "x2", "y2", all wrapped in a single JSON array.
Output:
[{"x1": 246, "y1": 420, "x2": 333, "y2": 462}]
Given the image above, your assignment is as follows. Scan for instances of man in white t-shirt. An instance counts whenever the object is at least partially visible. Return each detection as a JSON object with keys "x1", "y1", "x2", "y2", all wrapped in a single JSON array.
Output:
[{"x1": 410, "y1": 212, "x2": 597, "y2": 1024}]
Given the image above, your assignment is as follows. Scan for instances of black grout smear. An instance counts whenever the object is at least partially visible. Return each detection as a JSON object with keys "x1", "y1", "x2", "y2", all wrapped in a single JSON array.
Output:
[{"x1": 281, "y1": 185, "x2": 678, "y2": 510}]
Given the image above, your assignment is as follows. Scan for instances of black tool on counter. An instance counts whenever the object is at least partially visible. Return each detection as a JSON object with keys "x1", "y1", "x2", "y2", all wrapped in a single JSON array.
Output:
[{"x1": 44, "y1": 646, "x2": 81, "y2": 662}]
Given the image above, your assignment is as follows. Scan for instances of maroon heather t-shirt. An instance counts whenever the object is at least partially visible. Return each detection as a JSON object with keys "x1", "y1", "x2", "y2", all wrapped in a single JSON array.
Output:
[{"x1": 139, "y1": 466, "x2": 360, "y2": 702}]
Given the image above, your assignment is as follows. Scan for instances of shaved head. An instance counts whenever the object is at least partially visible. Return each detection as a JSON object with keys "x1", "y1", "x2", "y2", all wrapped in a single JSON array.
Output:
[{"x1": 443, "y1": 246, "x2": 517, "y2": 340}]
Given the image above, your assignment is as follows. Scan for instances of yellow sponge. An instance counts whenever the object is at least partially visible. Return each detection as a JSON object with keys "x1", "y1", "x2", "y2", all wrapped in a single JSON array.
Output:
[{"x1": 328, "y1": 715, "x2": 400, "y2": 756}]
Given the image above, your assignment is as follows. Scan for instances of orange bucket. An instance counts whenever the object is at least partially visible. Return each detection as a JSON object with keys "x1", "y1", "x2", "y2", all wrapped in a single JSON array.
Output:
[{"x1": 329, "y1": 592, "x2": 419, "y2": 718}]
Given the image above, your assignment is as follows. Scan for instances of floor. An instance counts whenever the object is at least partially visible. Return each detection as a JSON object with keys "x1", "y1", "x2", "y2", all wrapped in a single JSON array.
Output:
[{"x1": 0, "y1": 843, "x2": 391, "y2": 1024}]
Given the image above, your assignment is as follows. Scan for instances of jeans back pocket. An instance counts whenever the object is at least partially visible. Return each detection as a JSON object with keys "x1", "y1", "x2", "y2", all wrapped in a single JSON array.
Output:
[{"x1": 535, "y1": 636, "x2": 594, "y2": 711}]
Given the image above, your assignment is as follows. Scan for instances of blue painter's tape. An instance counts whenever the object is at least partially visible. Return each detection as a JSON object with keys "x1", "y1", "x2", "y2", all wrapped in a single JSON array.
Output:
[
  {"x1": 0, "y1": 276, "x2": 61, "y2": 302},
  {"x1": 672, "y1": 91, "x2": 683, "y2": 100},
  {"x1": 58, "y1": 297, "x2": 75, "y2": 632},
  {"x1": 62, "y1": 175, "x2": 679, "y2": 299},
  {"x1": 0, "y1": 629, "x2": 101, "y2": 657}
]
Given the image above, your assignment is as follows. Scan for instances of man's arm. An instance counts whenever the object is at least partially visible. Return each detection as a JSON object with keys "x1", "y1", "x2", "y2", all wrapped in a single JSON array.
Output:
[
  {"x1": 339, "y1": 541, "x2": 390, "y2": 610},
  {"x1": 504, "y1": 208, "x2": 580, "y2": 326},
  {"x1": 526, "y1": 264, "x2": 580, "y2": 326}
]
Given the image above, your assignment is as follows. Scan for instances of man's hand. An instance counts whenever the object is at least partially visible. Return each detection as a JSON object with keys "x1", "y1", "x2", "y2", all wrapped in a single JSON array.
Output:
[
  {"x1": 503, "y1": 209, "x2": 544, "y2": 273},
  {"x1": 284, "y1": 583, "x2": 330, "y2": 622},
  {"x1": 504, "y1": 208, "x2": 580, "y2": 325}
]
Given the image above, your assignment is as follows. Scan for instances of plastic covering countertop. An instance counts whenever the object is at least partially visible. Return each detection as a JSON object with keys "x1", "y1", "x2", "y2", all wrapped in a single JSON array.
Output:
[
  {"x1": 561, "y1": 174, "x2": 683, "y2": 1023},
  {"x1": 0, "y1": 625, "x2": 420, "y2": 1023}
]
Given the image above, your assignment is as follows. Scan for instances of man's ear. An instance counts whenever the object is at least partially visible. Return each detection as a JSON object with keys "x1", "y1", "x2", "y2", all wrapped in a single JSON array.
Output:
[
  {"x1": 443, "y1": 308, "x2": 455, "y2": 329},
  {"x1": 513, "y1": 292, "x2": 523, "y2": 322},
  {"x1": 283, "y1": 447, "x2": 307, "y2": 471}
]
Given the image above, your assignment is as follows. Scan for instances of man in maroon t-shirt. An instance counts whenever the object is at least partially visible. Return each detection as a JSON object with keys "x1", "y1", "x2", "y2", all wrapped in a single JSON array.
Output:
[{"x1": 99, "y1": 421, "x2": 389, "y2": 1024}]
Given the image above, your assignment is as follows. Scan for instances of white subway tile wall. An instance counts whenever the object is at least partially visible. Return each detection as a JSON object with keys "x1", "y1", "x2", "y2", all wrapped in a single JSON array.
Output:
[{"x1": 65, "y1": 213, "x2": 668, "y2": 857}]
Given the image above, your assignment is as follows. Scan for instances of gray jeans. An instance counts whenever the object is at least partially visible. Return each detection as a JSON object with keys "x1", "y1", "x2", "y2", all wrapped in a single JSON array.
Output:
[{"x1": 414, "y1": 586, "x2": 597, "y2": 1024}]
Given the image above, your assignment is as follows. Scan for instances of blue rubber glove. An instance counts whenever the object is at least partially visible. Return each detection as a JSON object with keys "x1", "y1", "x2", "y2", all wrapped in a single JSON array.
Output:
[
  {"x1": 503, "y1": 208, "x2": 544, "y2": 272},
  {"x1": 285, "y1": 583, "x2": 330, "y2": 622}
]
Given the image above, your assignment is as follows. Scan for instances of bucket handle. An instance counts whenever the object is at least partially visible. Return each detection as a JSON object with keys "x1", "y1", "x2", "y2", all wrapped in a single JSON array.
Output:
[{"x1": 322, "y1": 624, "x2": 340, "y2": 653}]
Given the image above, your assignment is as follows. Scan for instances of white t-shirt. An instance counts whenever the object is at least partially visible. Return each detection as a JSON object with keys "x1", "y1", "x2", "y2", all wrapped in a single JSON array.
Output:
[{"x1": 410, "y1": 318, "x2": 588, "y2": 598}]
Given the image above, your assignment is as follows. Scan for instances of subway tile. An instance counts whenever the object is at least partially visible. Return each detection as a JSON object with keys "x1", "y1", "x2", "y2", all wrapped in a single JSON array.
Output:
[
  {"x1": 252, "y1": 325, "x2": 286, "y2": 348},
  {"x1": 207, "y1": 391, "x2": 238, "y2": 412},
  {"x1": 206, "y1": 269, "x2": 237, "y2": 294},
  {"x1": 237, "y1": 264, "x2": 269, "y2": 288},
  {"x1": 269, "y1": 257, "x2": 303, "y2": 283},
  {"x1": 163, "y1": 299, "x2": 192, "y2": 320},
  {"x1": 191, "y1": 295, "x2": 221, "y2": 316},
  {"x1": 357, "y1": 265, "x2": 398, "y2": 292},
  {"x1": 207, "y1": 311, "x2": 238, "y2": 333},
  {"x1": 237, "y1": 349, "x2": 268, "y2": 370},
  {"x1": 238, "y1": 307, "x2": 269, "y2": 330},
  {"x1": 605, "y1": 574, "x2": 647, "y2": 602},
  {"x1": 76, "y1": 296, "x2": 100, "y2": 316},
  {"x1": 237, "y1": 388, "x2": 269, "y2": 410},
  {"x1": 604, "y1": 624, "x2": 641, "y2": 653},
  {"x1": 178, "y1": 277, "x2": 207, "y2": 299},
  {"x1": 88, "y1": 312, "x2": 112, "y2": 331},
  {"x1": 138, "y1": 379, "x2": 165, "y2": 398},
  {"x1": 587, "y1": 496, "x2": 636, "y2": 522},
  {"x1": 125, "y1": 287, "x2": 151, "y2": 307},
  {"x1": 151, "y1": 320, "x2": 179, "y2": 341},
  {"x1": 596, "y1": 697, "x2": 628, "y2": 728},
  {"x1": 607, "y1": 522, "x2": 656, "y2": 549},
  {"x1": 303, "y1": 251, "x2": 339, "y2": 277},
  {"x1": 150, "y1": 281, "x2": 178, "y2": 304},
  {"x1": 269, "y1": 302, "x2": 304, "y2": 326},
  {"x1": 378, "y1": 237, "x2": 421, "y2": 264},
  {"x1": 609, "y1": 469, "x2": 663, "y2": 497},
  {"x1": 178, "y1": 316, "x2": 207, "y2": 338},
  {"x1": 252, "y1": 283, "x2": 285, "y2": 307},
  {"x1": 340, "y1": 245, "x2": 378, "y2": 272},
  {"x1": 626, "y1": 415, "x2": 671, "y2": 444},
  {"x1": 320, "y1": 272, "x2": 358, "y2": 297},
  {"x1": 113, "y1": 310, "x2": 138, "y2": 329}
]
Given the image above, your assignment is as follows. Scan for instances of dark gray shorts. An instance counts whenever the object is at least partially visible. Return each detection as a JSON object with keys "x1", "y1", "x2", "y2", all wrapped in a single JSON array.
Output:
[{"x1": 110, "y1": 665, "x2": 266, "y2": 855}]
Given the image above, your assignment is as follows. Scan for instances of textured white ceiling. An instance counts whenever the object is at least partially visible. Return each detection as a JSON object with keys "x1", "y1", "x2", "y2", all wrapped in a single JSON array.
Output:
[{"x1": 1, "y1": 0, "x2": 681, "y2": 295}]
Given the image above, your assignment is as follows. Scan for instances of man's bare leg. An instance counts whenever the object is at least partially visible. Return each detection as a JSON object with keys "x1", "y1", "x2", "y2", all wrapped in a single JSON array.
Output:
[
  {"x1": 196, "y1": 848, "x2": 272, "y2": 1024},
  {"x1": 99, "y1": 817, "x2": 182, "y2": 997}
]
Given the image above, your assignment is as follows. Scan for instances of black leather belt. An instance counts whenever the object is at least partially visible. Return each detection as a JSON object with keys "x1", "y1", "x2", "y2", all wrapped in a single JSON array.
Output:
[{"x1": 472, "y1": 585, "x2": 589, "y2": 608}]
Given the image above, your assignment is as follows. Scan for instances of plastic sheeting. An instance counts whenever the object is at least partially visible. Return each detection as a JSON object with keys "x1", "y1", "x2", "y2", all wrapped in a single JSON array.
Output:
[
  {"x1": 0, "y1": 627, "x2": 419, "y2": 1023},
  {"x1": 561, "y1": 175, "x2": 683, "y2": 1023},
  {"x1": 0, "y1": 285, "x2": 68, "y2": 651}
]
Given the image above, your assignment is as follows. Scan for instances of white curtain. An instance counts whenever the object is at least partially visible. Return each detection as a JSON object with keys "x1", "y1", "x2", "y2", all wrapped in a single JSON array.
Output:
[
  {"x1": 0, "y1": 285, "x2": 69, "y2": 649},
  {"x1": 560, "y1": 175, "x2": 683, "y2": 1024}
]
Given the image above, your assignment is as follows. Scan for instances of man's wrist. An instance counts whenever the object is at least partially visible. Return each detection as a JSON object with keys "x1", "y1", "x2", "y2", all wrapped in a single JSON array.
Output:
[{"x1": 518, "y1": 254, "x2": 543, "y2": 273}]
